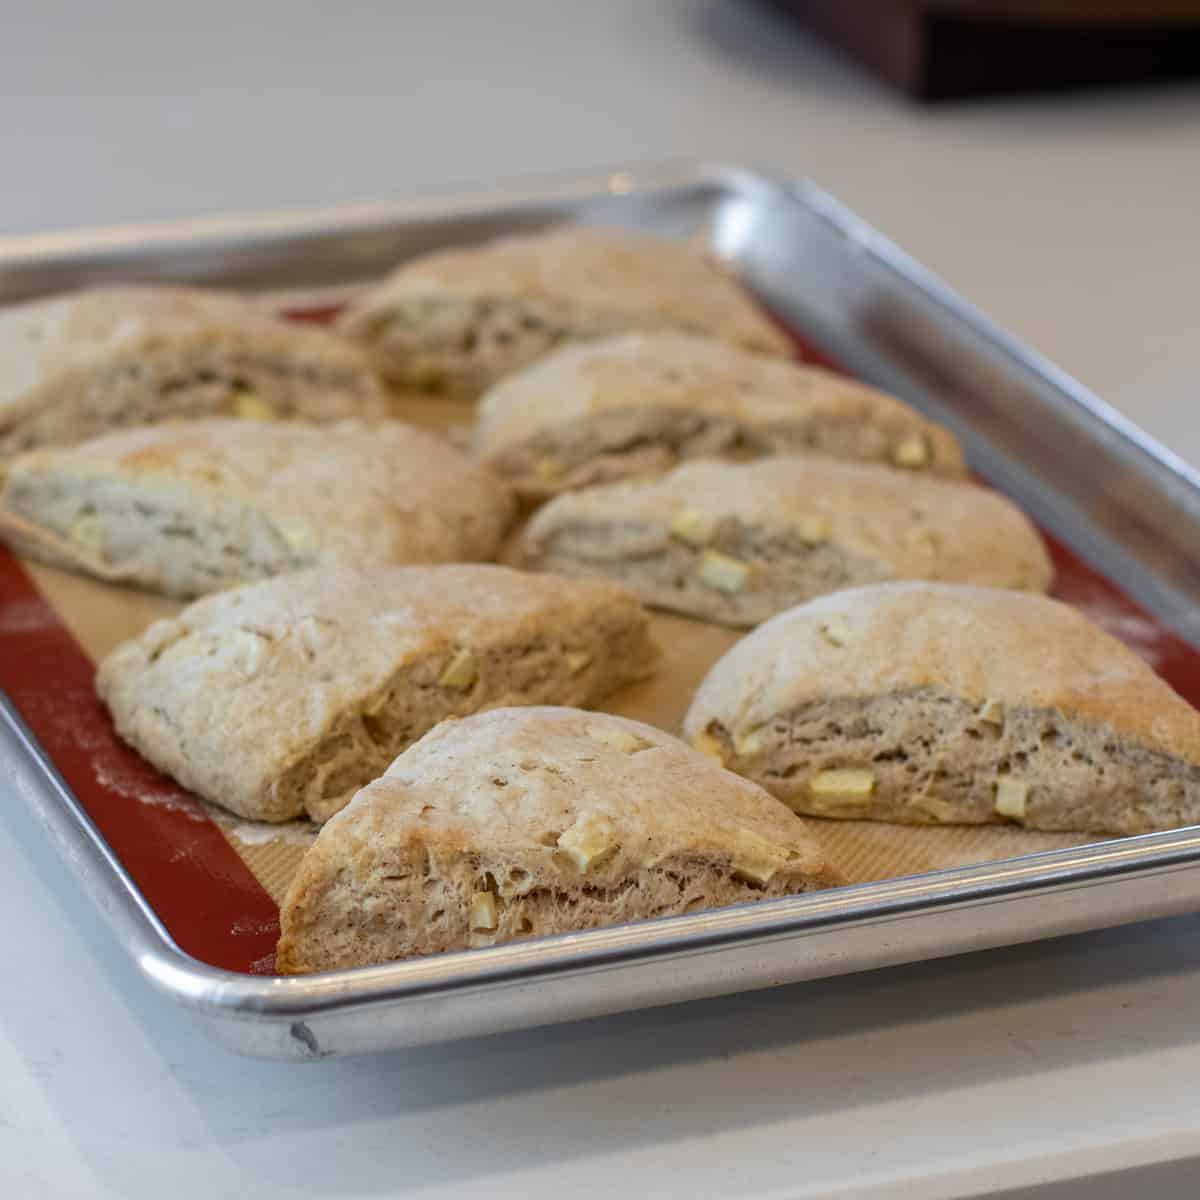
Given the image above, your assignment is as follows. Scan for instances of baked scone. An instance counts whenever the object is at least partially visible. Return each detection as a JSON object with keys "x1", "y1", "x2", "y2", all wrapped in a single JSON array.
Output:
[
  {"x1": 683, "y1": 582, "x2": 1200, "y2": 836},
  {"x1": 276, "y1": 706, "x2": 840, "y2": 972},
  {"x1": 97, "y1": 567, "x2": 658, "y2": 823},
  {"x1": 512, "y1": 458, "x2": 1052, "y2": 627},
  {"x1": 0, "y1": 285, "x2": 388, "y2": 457},
  {"x1": 0, "y1": 418, "x2": 514, "y2": 596},
  {"x1": 336, "y1": 227, "x2": 790, "y2": 397},
  {"x1": 473, "y1": 332, "x2": 966, "y2": 499}
]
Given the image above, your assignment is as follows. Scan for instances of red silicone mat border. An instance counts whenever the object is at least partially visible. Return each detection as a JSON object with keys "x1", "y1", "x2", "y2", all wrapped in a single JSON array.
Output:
[{"x1": 0, "y1": 554, "x2": 281, "y2": 974}]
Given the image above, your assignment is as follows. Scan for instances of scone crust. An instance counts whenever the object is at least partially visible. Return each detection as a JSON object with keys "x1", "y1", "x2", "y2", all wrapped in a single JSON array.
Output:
[
  {"x1": 514, "y1": 457, "x2": 1052, "y2": 623},
  {"x1": 276, "y1": 707, "x2": 839, "y2": 972},
  {"x1": 683, "y1": 582, "x2": 1200, "y2": 763},
  {"x1": 337, "y1": 227, "x2": 790, "y2": 389},
  {"x1": 473, "y1": 331, "x2": 965, "y2": 490},
  {"x1": 0, "y1": 418, "x2": 514, "y2": 594},
  {"x1": 0, "y1": 285, "x2": 387, "y2": 454},
  {"x1": 96, "y1": 566, "x2": 657, "y2": 822}
]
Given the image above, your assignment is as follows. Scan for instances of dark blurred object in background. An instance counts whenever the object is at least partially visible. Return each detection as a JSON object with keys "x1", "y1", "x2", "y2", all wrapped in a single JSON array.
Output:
[{"x1": 767, "y1": 0, "x2": 1200, "y2": 100}]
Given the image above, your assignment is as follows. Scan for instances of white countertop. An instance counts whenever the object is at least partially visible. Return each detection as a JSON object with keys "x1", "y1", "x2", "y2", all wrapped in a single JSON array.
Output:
[{"x1": 3, "y1": 3, "x2": 1200, "y2": 1197}]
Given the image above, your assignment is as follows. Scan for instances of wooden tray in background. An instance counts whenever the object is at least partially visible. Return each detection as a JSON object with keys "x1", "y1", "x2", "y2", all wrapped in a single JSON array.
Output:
[{"x1": 769, "y1": 0, "x2": 1200, "y2": 100}]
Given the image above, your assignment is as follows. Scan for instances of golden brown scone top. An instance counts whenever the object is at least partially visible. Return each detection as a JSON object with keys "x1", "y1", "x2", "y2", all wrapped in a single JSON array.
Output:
[
  {"x1": 520, "y1": 457, "x2": 1052, "y2": 594},
  {"x1": 325, "y1": 706, "x2": 836, "y2": 884},
  {"x1": 684, "y1": 582, "x2": 1200, "y2": 762},
  {"x1": 97, "y1": 567, "x2": 654, "y2": 820},
  {"x1": 473, "y1": 330, "x2": 963, "y2": 471},
  {"x1": 4, "y1": 417, "x2": 515, "y2": 568},
  {"x1": 0, "y1": 284, "x2": 375, "y2": 422},
  {"x1": 341, "y1": 227, "x2": 791, "y2": 358}
]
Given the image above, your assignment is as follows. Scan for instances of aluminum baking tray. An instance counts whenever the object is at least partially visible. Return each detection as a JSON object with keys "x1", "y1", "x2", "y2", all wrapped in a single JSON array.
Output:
[{"x1": 4, "y1": 162, "x2": 1200, "y2": 1061}]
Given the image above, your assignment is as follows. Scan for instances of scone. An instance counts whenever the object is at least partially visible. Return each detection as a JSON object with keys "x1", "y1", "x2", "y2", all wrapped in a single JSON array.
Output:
[
  {"x1": 0, "y1": 418, "x2": 514, "y2": 596},
  {"x1": 336, "y1": 226, "x2": 789, "y2": 397},
  {"x1": 97, "y1": 566, "x2": 658, "y2": 823},
  {"x1": 683, "y1": 582, "x2": 1200, "y2": 836},
  {"x1": 473, "y1": 332, "x2": 966, "y2": 499},
  {"x1": 0, "y1": 285, "x2": 388, "y2": 457},
  {"x1": 511, "y1": 458, "x2": 1051, "y2": 627},
  {"x1": 276, "y1": 706, "x2": 840, "y2": 972}
]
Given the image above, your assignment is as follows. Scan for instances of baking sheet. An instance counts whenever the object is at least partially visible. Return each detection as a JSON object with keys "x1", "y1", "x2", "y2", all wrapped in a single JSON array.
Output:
[
  {"x1": 6, "y1": 165, "x2": 1200, "y2": 1061},
  {"x1": 11, "y1": 317, "x2": 1190, "y2": 974}
]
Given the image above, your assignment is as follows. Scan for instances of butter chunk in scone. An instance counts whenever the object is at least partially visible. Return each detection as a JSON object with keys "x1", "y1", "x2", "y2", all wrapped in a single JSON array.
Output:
[
  {"x1": 0, "y1": 418, "x2": 514, "y2": 597},
  {"x1": 97, "y1": 566, "x2": 658, "y2": 823},
  {"x1": 512, "y1": 458, "x2": 1051, "y2": 627},
  {"x1": 336, "y1": 226, "x2": 790, "y2": 397},
  {"x1": 684, "y1": 582, "x2": 1200, "y2": 836},
  {"x1": 0, "y1": 285, "x2": 388, "y2": 457},
  {"x1": 473, "y1": 331, "x2": 965, "y2": 499},
  {"x1": 276, "y1": 707, "x2": 840, "y2": 972}
]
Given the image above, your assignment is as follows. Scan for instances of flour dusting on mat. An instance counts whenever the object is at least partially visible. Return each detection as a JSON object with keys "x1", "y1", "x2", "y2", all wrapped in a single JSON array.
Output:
[
  {"x1": 0, "y1": 599, "x2": 56, "y2": 635},
  {"x1": 212, "y1": 812, "x2": 319, "y2": 849},
  {"x1": 91, "y1": 757, "x2": 208, "y2": 820},
  {"x1": 35, "y1": 682, "x2": 209, "y2": 819},
  {"x1": 230, "y1": 915, "x2": 281, "y2": 937}
]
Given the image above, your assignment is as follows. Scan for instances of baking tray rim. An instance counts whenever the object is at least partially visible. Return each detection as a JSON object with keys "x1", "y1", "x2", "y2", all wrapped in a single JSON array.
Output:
[
  {"x1": 4, "y1": 159, "x2": 1200, "y2": 1028},
  {"x1": 8, "y1": 686, "x2": 1200, "y2": 1023}
]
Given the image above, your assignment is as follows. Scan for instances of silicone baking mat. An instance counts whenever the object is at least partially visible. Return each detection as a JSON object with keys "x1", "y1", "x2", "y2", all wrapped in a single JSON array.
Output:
[{"x1": 3, "y1": 312, "x2": 1196, "y2": 975}]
